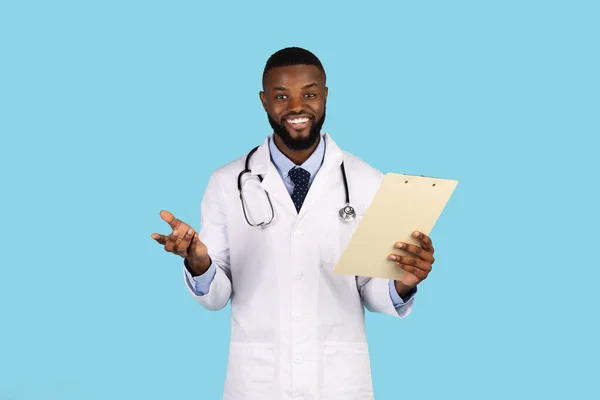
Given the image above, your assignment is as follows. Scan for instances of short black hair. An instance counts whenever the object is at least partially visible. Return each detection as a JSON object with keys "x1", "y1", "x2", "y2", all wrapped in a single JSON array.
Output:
[{"x1": 262, "y1": 47, "x2": 326, "y2": 86}]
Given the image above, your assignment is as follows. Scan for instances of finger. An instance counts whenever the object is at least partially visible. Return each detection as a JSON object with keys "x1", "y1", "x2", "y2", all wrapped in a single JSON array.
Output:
[
  {"x1": 169, "y1": 221, "x2": 191, "y2": 248},
  {"x1": 164, "y1": 235, "x2": 177, "y2": 253},
  {"x1": 160, "y1": 210, "x2": 182, "y2": 230},
  {"x1": 394, "y1": 242, "x2": 434, "y2": 262},
  {"x1": 176, "y1": 228, "x2": 195, "y2": 257},
  {"x1": 171, "y1": 230, "x2": 186, "y2": 248},
  {"x1": 397, "y1": 264, "x2": 428, "y2": 280},
  {"x1": 151, "y1": 233, "x2": 168, "y2": 245},
  {"x1": 413, "y1": 231, "x2": 434, "y2": 254},
  {"x1": 388, "y1": 254, "x2": 432, "y2": 272},
  {"x1": 189, "y1": 231, "x2": 199, "y2": 249},
  {"x1": 188, "y1": 232, "x2": 207, "y2": 259}
]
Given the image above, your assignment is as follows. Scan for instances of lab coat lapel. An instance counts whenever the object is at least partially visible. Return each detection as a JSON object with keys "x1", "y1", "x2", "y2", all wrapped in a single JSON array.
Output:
[
  {"x1": 250, "y1": 135, "x2": 297, "y2": 215},
  {"x1": 297, "y1": 133, "x2": 344, "y2": 218}
]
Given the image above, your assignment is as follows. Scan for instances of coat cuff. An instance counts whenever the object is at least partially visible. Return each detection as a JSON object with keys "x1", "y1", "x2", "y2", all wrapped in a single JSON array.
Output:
[
  {"x1": 183, "y1": 260, "x2": 216, "y2": 296},
  {"x1": 389, "y1": 280, "x2": 417, "y2": 307}
]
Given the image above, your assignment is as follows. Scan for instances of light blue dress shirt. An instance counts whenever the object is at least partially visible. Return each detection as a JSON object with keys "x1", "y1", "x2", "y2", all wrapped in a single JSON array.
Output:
[{"x1": 184, "y1": 134, "x2": 416, "y2": 307}]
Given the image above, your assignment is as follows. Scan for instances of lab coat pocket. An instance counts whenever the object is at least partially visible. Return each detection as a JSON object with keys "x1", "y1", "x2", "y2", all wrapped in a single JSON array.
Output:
[
  {"x1": 224, "y1": 342, "x2": 275, "y2": 399},
  {"x1": 323, "y1": 341, "x2": 374, "y2": 397}
]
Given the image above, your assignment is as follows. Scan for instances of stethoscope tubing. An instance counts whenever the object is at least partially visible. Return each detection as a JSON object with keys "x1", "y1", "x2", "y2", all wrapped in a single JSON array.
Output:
[{"x1": 237, "y1": 145, "x2": 355, "y2": 226}]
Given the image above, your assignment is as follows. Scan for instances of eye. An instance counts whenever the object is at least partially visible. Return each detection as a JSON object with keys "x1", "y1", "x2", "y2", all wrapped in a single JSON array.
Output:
[
  {"x1": 275, "y1": 95, "x2": 288, "y2": 100},
  {"x1": 304, "y1": 93, "x2": 316, "y2": 99}
]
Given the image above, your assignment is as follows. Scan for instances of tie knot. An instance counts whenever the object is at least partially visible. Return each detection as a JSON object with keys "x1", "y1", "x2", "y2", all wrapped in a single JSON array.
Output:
[{"x1": 288, "y1": 167, "x2": 310, "y2": 187}]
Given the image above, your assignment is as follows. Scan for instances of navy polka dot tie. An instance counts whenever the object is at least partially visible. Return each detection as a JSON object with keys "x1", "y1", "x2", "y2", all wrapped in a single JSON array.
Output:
[{"x1": 288, "y1": 167, "x2": 311, "y2": 212}]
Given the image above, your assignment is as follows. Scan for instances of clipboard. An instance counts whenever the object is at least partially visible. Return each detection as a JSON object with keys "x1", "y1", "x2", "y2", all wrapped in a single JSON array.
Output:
[{"x1": 332, "y1": 173, "x2": 458, "y2": 280}]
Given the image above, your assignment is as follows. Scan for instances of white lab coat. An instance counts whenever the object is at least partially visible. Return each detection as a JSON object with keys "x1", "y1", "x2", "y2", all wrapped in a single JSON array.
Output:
[{"x1": 185, "y1": 133, "x2": 415, "y2": 400}]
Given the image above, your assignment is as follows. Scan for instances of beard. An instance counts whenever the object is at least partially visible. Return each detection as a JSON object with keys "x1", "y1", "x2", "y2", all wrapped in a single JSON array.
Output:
[{"x1": 268, "y1": 108, "x2": 326, "y2": 151}]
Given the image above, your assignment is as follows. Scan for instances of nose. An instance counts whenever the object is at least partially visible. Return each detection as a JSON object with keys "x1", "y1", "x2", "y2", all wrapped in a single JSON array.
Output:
[{"x1": 287, "y1": 95, "x2": 305, "y2": 113}]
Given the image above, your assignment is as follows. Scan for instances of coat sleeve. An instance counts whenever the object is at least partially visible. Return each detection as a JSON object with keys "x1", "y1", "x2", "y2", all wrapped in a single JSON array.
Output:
[
  {"x1": 183, "y1": 172, "x2": 232, "y2": 311},
  {"x1": 356, "y1": 276, "x2": 415, "y2": 318}
]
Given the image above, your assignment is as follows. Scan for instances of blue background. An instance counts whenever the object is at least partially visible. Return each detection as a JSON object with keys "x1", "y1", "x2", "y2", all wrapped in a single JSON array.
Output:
[{"x1": 1, "y1": 0, "x2": 598, "y2": 398}]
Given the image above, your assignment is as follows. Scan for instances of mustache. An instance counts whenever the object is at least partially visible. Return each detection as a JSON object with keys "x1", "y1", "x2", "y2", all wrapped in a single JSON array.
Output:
[{"x1": 281, "y1": 111, "x2": 313, "y2": 120}]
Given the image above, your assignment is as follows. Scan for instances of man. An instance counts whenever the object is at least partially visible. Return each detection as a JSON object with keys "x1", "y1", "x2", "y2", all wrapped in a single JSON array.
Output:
[{"x1": 152, "y1": 47, "x2": 436, "y2": 400}]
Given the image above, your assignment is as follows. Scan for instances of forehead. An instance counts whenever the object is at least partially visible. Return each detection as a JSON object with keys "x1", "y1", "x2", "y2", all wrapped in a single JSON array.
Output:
[{"x1": 264, "y1": 64, "x2": 325, "y2": 89}]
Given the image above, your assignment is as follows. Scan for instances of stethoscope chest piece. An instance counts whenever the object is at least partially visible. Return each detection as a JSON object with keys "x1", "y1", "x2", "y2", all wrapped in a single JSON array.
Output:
[{"x1": 339, "y1": 205, "x2": 356, "y2": 222}]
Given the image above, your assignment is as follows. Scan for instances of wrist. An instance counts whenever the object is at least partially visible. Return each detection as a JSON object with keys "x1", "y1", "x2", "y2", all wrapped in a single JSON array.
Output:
[
  {"x1": 394, "y1": 281, "x2": 415, "y2": 298},
  {"x1": 186, "y1": 256, "x2": 211, "y2": 276}
]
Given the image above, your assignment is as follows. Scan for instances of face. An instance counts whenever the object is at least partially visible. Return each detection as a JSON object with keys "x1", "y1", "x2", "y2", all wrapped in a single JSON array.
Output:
[{"x1": 260, "y1": 64, "x2": 328, "y2": 150}]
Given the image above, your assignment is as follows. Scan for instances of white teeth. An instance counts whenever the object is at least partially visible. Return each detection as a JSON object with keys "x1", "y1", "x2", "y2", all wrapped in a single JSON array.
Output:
[{"x1": 288, "y1": 117, "x2": 309, "y2": 124}]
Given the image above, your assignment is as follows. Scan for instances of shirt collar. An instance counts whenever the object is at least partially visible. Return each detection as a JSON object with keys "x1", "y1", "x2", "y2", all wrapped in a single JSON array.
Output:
[{"x1": 269, "y1": 132, "x2": 326, "y2": 179}]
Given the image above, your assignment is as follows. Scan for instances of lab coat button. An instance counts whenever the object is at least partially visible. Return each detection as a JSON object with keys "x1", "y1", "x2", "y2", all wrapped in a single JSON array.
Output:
[
  {"x1": 294, "y1": 355, "x2": 303, "y2": 364},
  {"x1": 293, "y1": 314, "x2": 302, "y2": 322},
  {"x1": 294, "y1": 230, "x2": 302, "y2": 237},
  {"x1": 295, "y1": 272, "x2": 303, "y2": 280}
]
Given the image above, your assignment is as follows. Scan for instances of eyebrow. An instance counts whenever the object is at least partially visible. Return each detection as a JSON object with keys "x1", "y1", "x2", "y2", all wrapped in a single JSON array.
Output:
[{"x1": 273, "y1": 83, "x2": 319, "y2": 91}]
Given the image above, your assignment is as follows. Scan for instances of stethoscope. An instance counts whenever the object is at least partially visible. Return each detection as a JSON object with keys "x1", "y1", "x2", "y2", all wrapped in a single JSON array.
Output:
[{"x1": 237, "y1": 145, "x2": 356, "y2": 227}]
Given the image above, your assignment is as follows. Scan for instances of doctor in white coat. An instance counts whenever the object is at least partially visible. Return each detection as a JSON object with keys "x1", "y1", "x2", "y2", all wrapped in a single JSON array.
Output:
[{"x1": 152, "y1": 47, "x2": 437, "y2": 400}]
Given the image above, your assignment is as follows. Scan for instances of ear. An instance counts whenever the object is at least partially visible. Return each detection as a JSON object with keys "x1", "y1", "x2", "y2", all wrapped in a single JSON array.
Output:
[
  {"x1": 259, "y1": 91, "x2": 268, "y2": 112},
  {"x1": 324, "y1": 86, "x2": 328, "y2": 100}
]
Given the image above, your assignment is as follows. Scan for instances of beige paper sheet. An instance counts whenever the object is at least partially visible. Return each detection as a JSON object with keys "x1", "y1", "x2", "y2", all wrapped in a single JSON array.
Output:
[{"x1": 332, "y1": 173, "x2": 458, "y2": 280}]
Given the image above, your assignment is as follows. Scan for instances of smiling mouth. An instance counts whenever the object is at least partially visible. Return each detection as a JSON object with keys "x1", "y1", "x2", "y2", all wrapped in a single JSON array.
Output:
[{"x1": 284, "y1": 116, "x2": 311, "y2": 131}]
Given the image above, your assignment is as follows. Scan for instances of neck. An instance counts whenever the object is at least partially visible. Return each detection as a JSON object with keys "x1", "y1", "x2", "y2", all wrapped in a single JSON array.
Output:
[{"x1": 273, "y1": 134, "x2": 320, "y2": 165}]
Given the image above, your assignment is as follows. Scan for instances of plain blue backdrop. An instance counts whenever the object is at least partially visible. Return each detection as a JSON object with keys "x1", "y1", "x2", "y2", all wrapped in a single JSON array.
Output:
[{"x1": 1, "y1": 0, "x2": 598, "y2": 399}]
